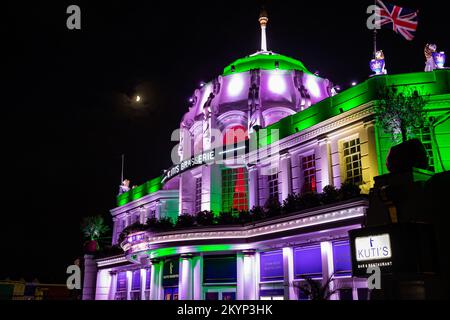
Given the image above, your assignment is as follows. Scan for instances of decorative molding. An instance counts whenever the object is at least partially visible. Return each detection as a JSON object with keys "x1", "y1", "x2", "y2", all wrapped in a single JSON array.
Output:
[{"x1": 96, "y1": 255, "x2": 128, "y2": 268}]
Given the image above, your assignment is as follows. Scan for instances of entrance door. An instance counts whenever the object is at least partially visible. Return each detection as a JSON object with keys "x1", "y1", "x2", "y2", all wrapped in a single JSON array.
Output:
[{"x1": 164, "y1": 287, "x2": 179, "y2": 300}]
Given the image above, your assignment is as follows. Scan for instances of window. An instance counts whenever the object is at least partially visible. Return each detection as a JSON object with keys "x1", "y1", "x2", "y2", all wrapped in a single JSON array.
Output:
[
  {"x1": 115, "y1": 272, "x2": 127, "y2": 300},
  {"x1": 260, "y1": 250, "x2": 284, "y2": 282},
  {"x1": 222, "y1": 168, "x2": 249, "y2": 212},
  {"x1": 205, "y1": 291, "x2": 236, "y2": 300},
  {"x1": 268, "y1": 173, "x2": 279, "y2": 201},
  {"x1": 130, "y1": 270, "x2": 141, "y2": 300},
  {"x1": 333, "y1": 241, "x2": 352, "y2": 276},
  {"x1": 301, "y1": 154, "x2": 316, "y2": 193},
  {"x1": 164, "y1": 287, "x2": 179, "y2": 300},
  {"x1": 203, "y1": 255, "x2": 237, "y2": 284},
  {"x1": 413, "y1": 126, "x2": 434, "y2": 171},
  {"x1": 343, "y1": 138, "x2": 362, "y2": 185},
  {"x1": 260, "y1": 289, "x2": 284, "y2": 300},
  {"x1": 293, "y1": 246, "x2": 322, "y2": 278},
  {"x1": 195, "y1": 177, "x2": 202, "y2": 213}
]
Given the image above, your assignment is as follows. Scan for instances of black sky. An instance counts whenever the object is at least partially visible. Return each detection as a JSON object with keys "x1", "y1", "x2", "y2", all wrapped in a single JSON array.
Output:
[{"x1": 3, "y1": 0, "x2": 448, "y2": 283}]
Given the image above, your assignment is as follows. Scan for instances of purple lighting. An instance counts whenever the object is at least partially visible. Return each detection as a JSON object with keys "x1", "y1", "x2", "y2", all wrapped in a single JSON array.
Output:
[
  {"x1": 268, "y1": 73, "x2": 286, "y2": 94},
  {"x1": 227, "y1": 74, "x2": 245, "y2": 97}
]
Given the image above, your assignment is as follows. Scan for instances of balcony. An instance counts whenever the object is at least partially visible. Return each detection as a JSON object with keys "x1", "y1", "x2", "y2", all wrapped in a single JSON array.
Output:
[{"x1": 120, "y1": 198, "x2": 368, "y2": 263}]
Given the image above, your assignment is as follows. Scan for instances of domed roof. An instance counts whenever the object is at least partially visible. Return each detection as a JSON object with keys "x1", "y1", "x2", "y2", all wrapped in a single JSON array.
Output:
[{"x1": 223, "y1": 53, "x2": 312, "y2": 76}]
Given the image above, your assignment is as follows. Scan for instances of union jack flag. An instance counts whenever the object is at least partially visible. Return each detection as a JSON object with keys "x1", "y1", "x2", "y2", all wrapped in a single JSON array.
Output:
[{"x1": 376, "y1": 0, "x2": 419, "y2": 41}]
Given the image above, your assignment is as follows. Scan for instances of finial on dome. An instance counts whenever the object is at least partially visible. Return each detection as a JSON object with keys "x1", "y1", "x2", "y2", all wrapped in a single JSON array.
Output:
[{"x1": 259, "y1": 7, "x2": 268, "y2": 52}]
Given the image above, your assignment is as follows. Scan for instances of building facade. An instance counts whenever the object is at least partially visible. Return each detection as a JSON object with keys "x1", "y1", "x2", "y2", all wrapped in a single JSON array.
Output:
[{"x1": 84, "y1": 14, "x2": 450, "y2": 301}]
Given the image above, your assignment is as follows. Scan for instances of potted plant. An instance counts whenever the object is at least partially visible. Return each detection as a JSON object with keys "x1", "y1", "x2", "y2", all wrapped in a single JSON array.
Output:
[{"x1": 81, "y1": 215, "x2": 110, "y2": 253}]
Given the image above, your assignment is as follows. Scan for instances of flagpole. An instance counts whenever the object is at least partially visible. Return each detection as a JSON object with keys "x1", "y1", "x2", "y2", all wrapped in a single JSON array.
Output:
[
  {"x1": 373, "y1": 0, "x2": 377, "y2": 58},
  {"x1": 121, "y1": 154, "x2": 125, "y2": 183}
]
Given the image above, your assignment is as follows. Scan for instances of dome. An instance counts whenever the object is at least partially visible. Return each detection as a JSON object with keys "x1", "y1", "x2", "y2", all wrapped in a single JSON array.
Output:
[{"x1": 223, "y1": 53, "x2": 312, "y2": 76}]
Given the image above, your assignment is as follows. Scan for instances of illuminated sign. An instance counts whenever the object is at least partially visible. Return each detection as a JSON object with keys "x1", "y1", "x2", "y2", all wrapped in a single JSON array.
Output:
[
  {"x1": 349, "y1": 223, "x2": 438, "y2": 277},
  {"x1": 355, "y1": 234, "x2": 392, "y2": 262},
  {"x1": 162, "y1": 150, "x2": 216, "y2": 183},
  {"x1": 163, "y1": 258, "x2": 179, "y2": 286}
]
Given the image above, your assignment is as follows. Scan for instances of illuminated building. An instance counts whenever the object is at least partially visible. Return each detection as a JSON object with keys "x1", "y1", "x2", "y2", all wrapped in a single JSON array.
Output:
[{"x1": 83, "y1": 11, "x2": 450, "y2": 301}]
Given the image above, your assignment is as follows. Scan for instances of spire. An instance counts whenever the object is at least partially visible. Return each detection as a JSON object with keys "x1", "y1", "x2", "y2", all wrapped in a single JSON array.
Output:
[{"x1": 259, "y1": 7, "x2": 268, "y2": 52}]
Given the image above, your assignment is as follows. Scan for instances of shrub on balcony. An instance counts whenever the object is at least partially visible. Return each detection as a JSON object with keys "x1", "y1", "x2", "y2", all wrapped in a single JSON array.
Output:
[
  {"x1": 300, "y1": 192, "x2": 322, "y2": 209},
  {"x1": 148, "y1": 217, "x2": 174, "y2": 232},
  {"x1": 250, "y1": 206, "x2": 267, "y2": 222},
  {"x1": 338, "y1": 181, "x2": 361, "y2": 201},
  {"x1": 176, "y1": 213, "x2": 195, "y2": 228},
  {"x1": 195, "y1": 210, "x2": 215, "y2": 226},
  {"x1": 265, "y1": 196, "x2": 282, "y2": 217},
  {"x1": 282, "y1": 193, "x2": 302, "y2": 214},
  {"x1": 237, "y1": 210, "x2": 252, "y2": 224},
  {"x1": 216, "y1": 211, "x2": 238, "y2": 225},
  {"x1": 146, "y1": 215, "x2": 158, "y2": 229},
  {"x1": 321, "y1": 185, "x2": 339, "y2": 204}
]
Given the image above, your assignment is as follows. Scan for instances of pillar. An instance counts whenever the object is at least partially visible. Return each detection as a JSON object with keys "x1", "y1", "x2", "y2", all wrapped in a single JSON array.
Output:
[
  {"x1": 283, "y1": 247, "x2": 296, "y2": 300},
  {"x1": 236, "y1": 253, "x2": 244, "y2": 300},
  {"x1": 95, "y1": 268, "x2": 112, "y2": 300},
  {"x1": 320, "y1": 241, "x2": 336, "y2": 300},
  {"x1": 126, "y1": 270, "x2": 132, "y2": 300},
  {"x1": 365, "y1": 122, "x2": 379, "y2": 190},
  {"x1": 239, "y1": 250, "x2": 257, "y2": 300},
  {"x1": 112, "y1": 218, "x2": 118, "y2": 244},
  {"x1": 109, "y1": 272, "x2": 117, "y2": 300},
  {"x1": 150, "y1": 259, "x2": 162, "y2": 300},
  {"x1": 248, "y1": 166, "x2": 259, "y2": 209},
  {"x1": 140, "y1": 268, "x2": 147, "y2": 300},
  {"x1": 179, "y1": 254, "x2": 193, "y2": 300},
  {"x1": 192, "y1": 255, "x2": 203, "y2": 300},
  {"x1": 280, "y1": 154, "x2": 292, "y2": 202},
  {"x1": 316, "y1": 138, "x2": 332, "y2": 191},
  {"x1": 82, "y1": 254, "x2": 97, "y2": 300}
]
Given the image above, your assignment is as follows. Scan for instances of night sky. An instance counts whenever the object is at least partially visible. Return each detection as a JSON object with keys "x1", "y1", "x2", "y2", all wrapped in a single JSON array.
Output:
[{"x1": 3, "y1": 0, "x2": 448, "y2": 283}]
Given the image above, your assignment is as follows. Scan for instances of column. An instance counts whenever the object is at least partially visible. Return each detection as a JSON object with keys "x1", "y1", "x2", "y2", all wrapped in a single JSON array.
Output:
[
  {"x1": 140, "y1": 208, "x2": 146, "y2": 224},
  {"x1": 179, "y1": 254, "x2": 193, "y2": 300},
  {"x1": 280, "y1": 154, "x2": 292, "y2": 202},
  {"x1": 192, "y1": 255, "x2": 203, "y2": 300},
  {"x1": 248, "y1": 166, "x2": 259, "y2": 209},
  {"x1": 242, "y1": 250, "x2": 257, "y2": 300},
  {"x1": 112, "y1": 218, "x2": 118, "y2": 244},
  {"x1": 140, "y1": 268, "x2": 147, "y2": 300},
  {"x1": 150, "y1": 259, "x2": 162, "y2": 300},
  {"x1": 95, "y1": 268, "x2": 112, "y2": 300},
  {"x1": 316, "y1": 138, "x2": 332, "y2": 191},
  {"x1": 126, "y1": 270, "x2": 132, "y2": 300},
  {"x1": 330, "y1": 138, "x2": 341, "y2": 188},
  {"x1": 82, "y1": 254, "x2": 97, "y2": 300},
  {"x1": 320, "y1": 241, "x2": 336, "y2": 300},
  {"x1": 236, "y1": 253, "x2": 244, "y2": 300},
  {"x1": 365, "y1": 122, "x2": 379, "y2": 189},
  {"x1": 109, "y1": 272, "x2": 117, "y2": 300},
  {"x1": 283, "y1": 247, "x2": 296, "y2": 300}
]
